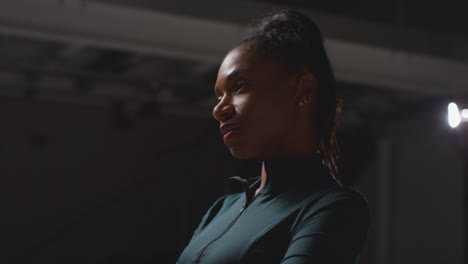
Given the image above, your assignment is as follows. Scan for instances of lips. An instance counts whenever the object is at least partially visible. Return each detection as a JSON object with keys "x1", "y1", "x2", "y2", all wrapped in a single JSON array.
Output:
[{"x1": 220, "y1": 123, "x2": 241, "y2": 136}]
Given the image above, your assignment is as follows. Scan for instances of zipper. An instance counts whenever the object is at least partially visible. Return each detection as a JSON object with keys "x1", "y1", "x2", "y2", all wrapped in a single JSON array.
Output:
[{"x1": 194, "y1": 193, "x2": 259, "y2": 263}]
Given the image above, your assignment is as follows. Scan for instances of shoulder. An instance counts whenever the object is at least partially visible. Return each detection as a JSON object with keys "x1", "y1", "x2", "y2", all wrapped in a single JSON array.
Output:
[
  {"x1": 201, "y1": 192, "x2": 243, "y2": 220},
  {"x1": 318, "y1": 185, "x2": 369, "y2": 210},
  {"x1": 305, "y1": 184, "x2": 368, "y2": 212},
  {"x1": 284, "y1": 186, "x2": 370, "y2": 263},
  {"x1": 211, "y1": 192, "x2": 243, "y2": 209},
  {"x1": 293, "y1": 185, "x2": 369, "y2": 232}
]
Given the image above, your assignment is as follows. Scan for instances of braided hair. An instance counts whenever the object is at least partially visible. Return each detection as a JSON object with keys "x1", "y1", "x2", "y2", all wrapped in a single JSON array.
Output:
[{"x1": 234, "y1": 9, "x2": 343, "y2": 181}]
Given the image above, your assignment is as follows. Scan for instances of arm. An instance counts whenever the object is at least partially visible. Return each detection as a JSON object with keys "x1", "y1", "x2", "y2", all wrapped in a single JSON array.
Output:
[{"x1": 281, "y1": 191, "x2": 370, "y2": 264}]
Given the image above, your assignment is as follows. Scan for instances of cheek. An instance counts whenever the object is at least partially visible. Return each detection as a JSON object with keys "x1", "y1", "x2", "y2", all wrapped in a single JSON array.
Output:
[{"x1": 240, "y1": 95, "x2": 291, "y2": 137}]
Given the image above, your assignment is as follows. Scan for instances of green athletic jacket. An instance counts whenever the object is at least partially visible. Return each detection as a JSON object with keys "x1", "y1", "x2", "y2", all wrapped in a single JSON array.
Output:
[{"x1": 176, "y1": 153, "x2": 369, "y2": 264}]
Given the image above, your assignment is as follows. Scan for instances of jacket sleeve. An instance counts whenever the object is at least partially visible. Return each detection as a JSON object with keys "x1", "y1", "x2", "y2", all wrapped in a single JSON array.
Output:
[{"x1": 280, "y1": 191, "x2": 370, "y2": 264}]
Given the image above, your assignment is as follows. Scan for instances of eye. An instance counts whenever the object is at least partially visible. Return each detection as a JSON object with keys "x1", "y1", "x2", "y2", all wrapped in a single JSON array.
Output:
[
  {"x1": 215, "y1": 82, "x2": 249, "y2": 101},
  {"x1": 234, "y1": 82, "x2": 248, "y2": 92}
]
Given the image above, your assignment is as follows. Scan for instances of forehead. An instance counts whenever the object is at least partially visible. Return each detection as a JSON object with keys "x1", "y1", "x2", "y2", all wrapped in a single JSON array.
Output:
[
  {"x1": 217, "y1": 45, "x2": 283, "y2": 80},
  {"x1": 219, "y1": 46, "x2": 258, "y2": 71}
]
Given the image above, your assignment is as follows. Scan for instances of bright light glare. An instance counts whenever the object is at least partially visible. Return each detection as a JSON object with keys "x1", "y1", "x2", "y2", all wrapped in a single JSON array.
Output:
[
  {"x1": 461, "y1": 109, "x2": 468, "y2": 119},
  {"x1": 448, "y1": 102, "x2": 461, "y2": 128}
]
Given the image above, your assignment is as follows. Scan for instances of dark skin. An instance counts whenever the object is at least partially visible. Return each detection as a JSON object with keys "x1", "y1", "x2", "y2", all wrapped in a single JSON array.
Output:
[{"x1": 213, "y1": 44, "x2": 319, "y2": 197}]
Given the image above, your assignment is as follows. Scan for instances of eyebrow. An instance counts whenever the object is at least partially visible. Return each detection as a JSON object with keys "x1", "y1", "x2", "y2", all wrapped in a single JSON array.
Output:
[{"x1": 214, "y1": 68, "x2": 255, "y2": 95}]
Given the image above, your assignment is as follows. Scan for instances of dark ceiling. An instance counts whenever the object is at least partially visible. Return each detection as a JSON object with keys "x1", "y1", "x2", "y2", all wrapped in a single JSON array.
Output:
[
  {"x1": 0, "y1": 0, "x2": 458, "y2": 130},
  {"x1": 264, "y1": 0, "x2": 468, "y2": 37}
]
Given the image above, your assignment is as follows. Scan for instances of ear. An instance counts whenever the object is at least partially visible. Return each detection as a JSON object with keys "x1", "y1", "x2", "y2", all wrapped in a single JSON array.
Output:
[{"x1": 295, "y1": 69, "x2": 317, "y2": 104}]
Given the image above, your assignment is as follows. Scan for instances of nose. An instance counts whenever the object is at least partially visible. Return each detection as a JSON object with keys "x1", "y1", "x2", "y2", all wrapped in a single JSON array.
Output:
[{"x1": 212, "y1": 98, "x2": 234, "y2": 122}]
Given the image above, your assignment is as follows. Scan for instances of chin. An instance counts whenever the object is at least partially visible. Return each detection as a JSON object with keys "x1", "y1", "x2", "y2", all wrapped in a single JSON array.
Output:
[{"x1": 228, "y1": 147, "x2": 255, "y2": 160}]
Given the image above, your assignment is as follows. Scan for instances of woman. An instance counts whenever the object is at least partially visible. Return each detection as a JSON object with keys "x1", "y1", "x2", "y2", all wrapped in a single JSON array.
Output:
[{"x1": 177, "y1": 9, "x2": 369, "y2": 264}]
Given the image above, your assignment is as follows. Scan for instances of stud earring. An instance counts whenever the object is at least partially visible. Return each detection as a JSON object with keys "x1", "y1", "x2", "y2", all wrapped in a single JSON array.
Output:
[{"x1": 299, "y1": 96, "x2": 309, "y2": 107}]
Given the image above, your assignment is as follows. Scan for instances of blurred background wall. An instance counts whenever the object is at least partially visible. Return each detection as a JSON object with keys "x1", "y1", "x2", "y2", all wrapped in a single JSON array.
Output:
[{"x1": 0, "y1": 0, "x2": 466, "y2": 263}]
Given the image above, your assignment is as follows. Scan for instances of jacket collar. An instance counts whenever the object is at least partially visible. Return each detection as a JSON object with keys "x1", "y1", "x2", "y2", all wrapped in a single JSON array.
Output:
[{"x1": 228, "y1": 152, "x2": 339, "y2": 203}]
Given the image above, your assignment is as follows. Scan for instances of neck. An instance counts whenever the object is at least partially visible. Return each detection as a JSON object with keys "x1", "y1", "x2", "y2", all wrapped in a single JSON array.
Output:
[
  {"x1": 255, "y1": 163, "x2": 268, "y2": 197},
  {"x1": 256, "y1": 150, "x2": 323, "y2": 196}
]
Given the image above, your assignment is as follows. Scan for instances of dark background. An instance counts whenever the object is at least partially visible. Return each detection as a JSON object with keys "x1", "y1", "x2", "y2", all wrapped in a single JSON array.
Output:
[{"x1": 0, "y1": 0, "x2": 466, "y2": 263}]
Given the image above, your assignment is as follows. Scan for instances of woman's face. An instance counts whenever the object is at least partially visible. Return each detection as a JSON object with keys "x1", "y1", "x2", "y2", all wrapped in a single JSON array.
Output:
[{"x1": 213, "y1": 45, "x2": 310, "y2": 160}]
